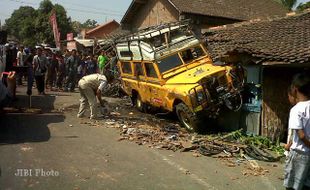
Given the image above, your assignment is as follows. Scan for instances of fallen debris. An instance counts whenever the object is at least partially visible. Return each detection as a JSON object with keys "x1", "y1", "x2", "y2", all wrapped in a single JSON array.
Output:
[
  {"x1": 86, "y1": 97, "x2": 284, "y2": 163},
  {"x1": 68, "y1": 95, "x2": 284, "y2": 177}
]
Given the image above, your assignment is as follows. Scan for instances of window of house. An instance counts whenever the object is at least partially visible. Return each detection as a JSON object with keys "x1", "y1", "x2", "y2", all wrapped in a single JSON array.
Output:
[
  {"x1": 144, "y1": 63, "x2": 158, "y2": 78},
  {"x1": 121, "y1": 62, "x2": 132, "y2": 74}
]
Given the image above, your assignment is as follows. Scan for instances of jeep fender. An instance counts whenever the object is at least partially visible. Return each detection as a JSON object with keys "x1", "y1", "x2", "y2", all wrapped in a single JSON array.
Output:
[{"x1": 171, "y1": 96, "x2": 193, "y2": 113}]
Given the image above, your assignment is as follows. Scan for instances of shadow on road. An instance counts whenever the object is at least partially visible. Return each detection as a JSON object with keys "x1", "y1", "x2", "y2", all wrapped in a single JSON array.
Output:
[
  {"x1": 0, "y1": 114, "x2": 64, "y2": 145},
  {"x1": 8, "y1": 93, "x2": 57, "y2": 112},
  {"x1": 0, "y1": 94, "x2": 65, "y2": 145}
]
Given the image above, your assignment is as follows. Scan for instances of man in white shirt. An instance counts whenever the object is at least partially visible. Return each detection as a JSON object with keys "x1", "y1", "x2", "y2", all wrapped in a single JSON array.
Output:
[
  {"x1": 16, "y1": 45, "x2": 26, "y2": 85},
  {"x1": 16, "y1": 45, "x2": 25, "y2": 66},
  {"x1": 77, "y1": 73, "x2": 107, "y2": 120},
  {"x1": 284, "y1": 72, "x2": 310, "y2": 190}
]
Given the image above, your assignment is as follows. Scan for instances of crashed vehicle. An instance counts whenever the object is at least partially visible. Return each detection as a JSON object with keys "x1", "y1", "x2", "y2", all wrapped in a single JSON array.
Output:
[{"x1": 114, "y1": 21, "x2": 244, "y2": 132}]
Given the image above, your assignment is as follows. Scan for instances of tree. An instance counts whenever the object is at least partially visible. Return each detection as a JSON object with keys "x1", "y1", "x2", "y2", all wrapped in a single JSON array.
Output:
[
  {"x1": 296, "y1": 1, "x2": 310, "y2": 12},
  {"x1": 34, "y1": 0, "x2": 54, "y2": 44},
  {"x1": 54, "y1": 4, "x2": 73, "y2": 40},
  {"x1": 5, "y1": 0, "x2": 73, "y2": 47},
  {"x1": 71, "y1": 21, "x2": 83, "y2": 35},
  {"x1": 82, "y1": 19, "x2": 98, "y2": 29},
  {"x1": 35, "y1": 0, "x2": 72, "y2": 45},
  {"x1": 281, "y1": 0, "x2": 297, "y2": 10},
  {"x1": 5, "y1": 6, "x2": 37, "y2": 46},
  {"x1": 38, "y1": 0, "x2": 54, "y2": 14}
]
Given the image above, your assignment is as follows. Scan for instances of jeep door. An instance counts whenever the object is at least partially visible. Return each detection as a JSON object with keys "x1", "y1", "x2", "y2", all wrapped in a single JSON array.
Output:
[
  {"x1": 143, "y1": 62, "x2": 166, "y2": 108},
  {"x1": 119, "y1": 61, "x2": 135, "y2": 95},
  {"x1": 132, "y1": 62, "x2": 149, "y2": 103}
]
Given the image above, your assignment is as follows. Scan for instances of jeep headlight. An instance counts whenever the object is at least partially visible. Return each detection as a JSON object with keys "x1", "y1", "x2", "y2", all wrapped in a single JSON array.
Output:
[{"x1": 197, "y1": 90, "x2": 204, "y2": 102}]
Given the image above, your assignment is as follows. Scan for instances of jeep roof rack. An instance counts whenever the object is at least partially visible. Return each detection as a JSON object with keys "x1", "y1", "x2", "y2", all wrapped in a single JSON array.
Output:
[
  {"x1": 114, "y1": 20, "x2": 201, "y2": 61},
  {"x1": 115, "y1": 19, "x2": 192, "y2": 43}
]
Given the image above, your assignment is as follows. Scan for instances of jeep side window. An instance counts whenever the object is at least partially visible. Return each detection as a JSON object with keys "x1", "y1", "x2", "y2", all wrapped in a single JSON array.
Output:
[
  {"x1": 157, "y1": 54, "x2": 183, "y2": 73},
  {"x1": 134, "y1": 62, "x2": 144, "y2": 76},
  {"x1": 121, "y1": 62, "x2": 132, "y2": 74},
  {"x1": 144, "y1": 63, "x2": 158, "y2": 78},
  {"x1": 120, "y1": 51, "x2": 133, "y2": 57}
]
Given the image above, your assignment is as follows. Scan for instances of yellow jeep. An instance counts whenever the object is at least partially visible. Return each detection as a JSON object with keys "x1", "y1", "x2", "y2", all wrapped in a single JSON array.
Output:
[{"x1": 115, "y1": 22, "x2": 243, "y2": 132}]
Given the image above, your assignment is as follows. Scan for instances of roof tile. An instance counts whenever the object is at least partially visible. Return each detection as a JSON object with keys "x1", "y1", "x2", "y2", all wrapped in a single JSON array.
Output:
[
  {"x1": 205, "y1": 11, "x2": 310, "y2": 65},
  {"x1": 170, "y1": 0, "x2": 288, "y2": 20}
]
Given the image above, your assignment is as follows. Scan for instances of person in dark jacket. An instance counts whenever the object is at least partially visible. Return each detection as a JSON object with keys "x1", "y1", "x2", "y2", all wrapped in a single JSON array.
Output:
[
  {"x1": 33, "y1": 47, "x2": 48, "y2": 95},
  {"x1": 64, "y1": 49, "x2": 79, "y2": 92}
]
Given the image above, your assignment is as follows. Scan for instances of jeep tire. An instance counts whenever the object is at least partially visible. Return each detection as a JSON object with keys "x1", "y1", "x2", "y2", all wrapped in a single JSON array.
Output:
[
  {"x1": 176, "y1": 103, "x2": 200, "y2": 132},
  {"x1": 134, "y1": 94, "x2": 147, "y2": 112}
]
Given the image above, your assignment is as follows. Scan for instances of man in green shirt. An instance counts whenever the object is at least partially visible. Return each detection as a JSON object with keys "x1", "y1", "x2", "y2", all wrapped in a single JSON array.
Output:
[{"x1": 97, "y1": 50, "x2": 108, "y2": 74}]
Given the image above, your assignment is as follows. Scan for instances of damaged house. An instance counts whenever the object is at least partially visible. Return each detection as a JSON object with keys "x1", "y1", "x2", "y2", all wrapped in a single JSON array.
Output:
[
  {"x1": 121, "y1": 0, "x2": 288, "y2": 32},
  {"x1": 205, "y1": 10, "x2": 310, "y2": 141}
]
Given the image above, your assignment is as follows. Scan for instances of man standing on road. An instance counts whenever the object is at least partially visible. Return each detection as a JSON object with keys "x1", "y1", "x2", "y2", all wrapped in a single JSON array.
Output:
[
  {"x1": 46, "y1": 53, "x2": 59, "y2": 91},
  {"x1": 97, "y1": 50, "x2": 108, "y2": 75},
  {"x1": 16, "y1": 45, "x2": 26, "y2": 85},
  {"x1": 64, "y1": 49, "x2": 79, "y2": 92},
  {"x1": 77, "y1": 73, "x2": 108, "y2": 120},
  {"x1": 56, "y1": 52, "x2": 65, "y2": 91},
  {"x1": 33, "y1": 47, "x2": 48, "y2": 95}
]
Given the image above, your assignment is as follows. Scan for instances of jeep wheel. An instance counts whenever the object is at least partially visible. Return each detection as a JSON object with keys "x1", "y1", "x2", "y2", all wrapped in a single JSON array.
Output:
[
  {"x1": 176, "y1": 103, "x2": 200, "y2": 132},
  {"x1": 134, "y1": 94, "x2": 147, "y2": 112}
]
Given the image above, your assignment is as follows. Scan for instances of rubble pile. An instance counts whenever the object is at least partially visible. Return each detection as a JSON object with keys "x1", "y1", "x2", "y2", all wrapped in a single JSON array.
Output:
[
  {"x1": 103, "y1": 79, "x2": 125, "y2": 98},
  {"x1": 77, "y1": 97, "x2": 283, "y2": 165},
  {"x1": 119, "y1": 123, "x2": 187, "y2": 151},
  {"x1": 90, "y1": 110, "x2": 282, "y2": 163}
]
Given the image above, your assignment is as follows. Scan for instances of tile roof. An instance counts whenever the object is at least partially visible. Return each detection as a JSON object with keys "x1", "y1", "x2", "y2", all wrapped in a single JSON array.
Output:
[
  {"x1": 205, "y1": 11, "x2": 310, "y2": 65},
  {"x1": 121, "y1": 0, "x2": 288, "y2": 24},
  {"x1": 169, "y1": 0, "x2": 288, "y2": 21}
]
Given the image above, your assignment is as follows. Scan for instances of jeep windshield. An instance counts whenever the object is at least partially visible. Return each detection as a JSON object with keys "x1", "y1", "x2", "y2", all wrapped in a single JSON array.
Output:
[
  {"x1": 156, "y1": 46, "x2": 206, "y2": 74},
  {"x1": 179, "y1": 46, "x2": 206, "y2": 64}
]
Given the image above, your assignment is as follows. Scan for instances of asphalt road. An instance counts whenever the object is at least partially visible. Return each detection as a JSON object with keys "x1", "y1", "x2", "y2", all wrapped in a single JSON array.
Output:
[{"x1": 0, "y1": 87, "x2": 286, "y2": 190}]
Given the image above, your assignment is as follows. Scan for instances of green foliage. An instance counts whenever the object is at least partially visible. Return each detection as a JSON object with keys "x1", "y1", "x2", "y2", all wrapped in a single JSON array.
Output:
[
  {"x1": 82, "y1": 19, "x2": 98, "y2": 29},
  {"x1": 296, "y1": 1, "x2": 310, "y2": 12},
  {"x1": 281, "y1": 0, "x2": 297, "y2": 10},
  {"x1": 5, "y1": 6, "x2": 37, "y2": 46},
  {"x1": 70, "y1": 19, "x2": 98, "y2": 36},
  {"x1": 5, "y1": 0, "x2": 72, "y2": 47},
  {"x1": 71, "y1": 21, "x2": 82, "y2": 36},
  {"x1": 38, "y1": 0, "x2": 54, "y2": 14},
  {"x1": 54, "y1": 4, "x2": 73, "y2": 40},
  {"x1": 232, "y1": 130, "x2": 285, "y2": 156}
]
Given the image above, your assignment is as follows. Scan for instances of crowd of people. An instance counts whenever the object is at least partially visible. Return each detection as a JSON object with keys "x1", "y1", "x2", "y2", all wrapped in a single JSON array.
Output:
[{"x1": 1, "y1": 44, "x2": 117, "y2": 96}]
